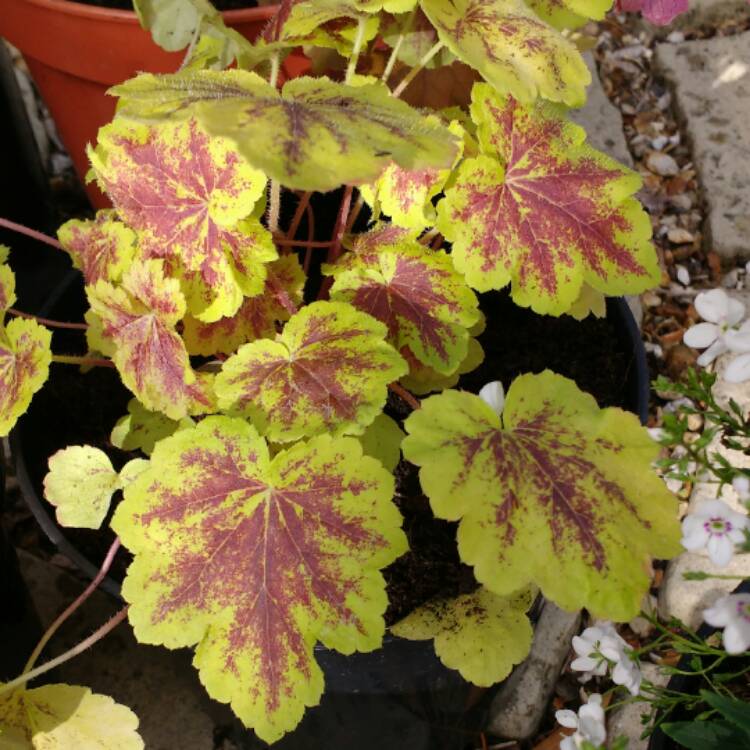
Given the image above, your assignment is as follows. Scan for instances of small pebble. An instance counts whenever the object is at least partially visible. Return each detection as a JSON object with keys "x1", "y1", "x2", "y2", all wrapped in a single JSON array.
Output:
[
  {"x1": 646, "y1": 151, "x2": 680, "y2": 177},
  {"x1": 675, "y1": 265, "x2": 690, "y2": 286},
  {"x1": 686, "y1": 413, "x2": 703, "y2": 432},
  {"x1": 668, "y1": 228, "x2": 695, "y2": 244},
  {"x1": 722, "y1": 269, "x2": 740, "y2": 288}
]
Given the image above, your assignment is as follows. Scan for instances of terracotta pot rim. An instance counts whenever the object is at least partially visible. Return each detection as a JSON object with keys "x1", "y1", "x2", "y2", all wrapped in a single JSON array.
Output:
[{"x1": 11, "y1": 0, "x2": 278, "y2": 25}]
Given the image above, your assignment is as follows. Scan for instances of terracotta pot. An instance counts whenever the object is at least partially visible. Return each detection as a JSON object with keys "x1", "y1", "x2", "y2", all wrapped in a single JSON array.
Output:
[{"x1": 0, "y1": 0, "x2": 308, "y2": 209}]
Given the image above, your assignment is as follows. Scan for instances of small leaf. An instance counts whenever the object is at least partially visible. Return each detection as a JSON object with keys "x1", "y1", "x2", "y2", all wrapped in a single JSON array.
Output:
[
  {"x1": 0, "y1": 683, "x2": 143, "y2": 749},
  {"x1": 58, "y1": 210, "x2": 137, "y2": 285},
  {"x1": 438, "y1": 85, "x2": 658, "y2": 315},
  {"x1": 330, "y1": 223, "x2": 420, "y2": 275},
  {"x1": 391, "y1": 585, "x2": 534, "y2": 685},
  {"x1": 216, "y1": 301, "x2": 407, "y2": 442},
  {"x1": 89, "y1": 118, "x2": 274, "y2": 322},
  {"x1": 420, "y1": 0, "x2": 590, "y2": 107},
  {"x1": 526, "y1": 0, "x2": 612, "y2": 30},
  {"x1": 112, "y1": 71, "x2": 459, "y2": 192},
  {"x1": 87, "y1": 260, "x2": 206, "y2": 420},
  {"x1": 0, "y1": 319, "x2": 52, "y2": 438},
  {"x1": 0, "y1": 245, "x2": 16, "y2": 314},
  {"x1": 183, "y1": 255, "x2": 305, "y2": 356},
  {"x1": 400, "y1": 336, "x2": 484, "y2": 395},
  {"x1": 358, "y1": 413, "x2": 405, "y2": 472},
  {"x1": 565, "y1": 284, "x2": 606, "y2": 320},
  {"x1": 133, "y1": 0, "x2": 218, "y2": 51},
  {"x1": 402, "y1": 371, "x2": 682, "y2": 620},
  {"x1": 119, "y1": 458, "x2": 151, "y2": 487},
  {"x1": 44, "y1": 446, "x2": 120, "y2": 529},
  {"x1": 111, "y1": 416, "x2": 407, "y2": 742},
  {"x1": 330, "y1": 242, "x2": 480, "y2": 374},
  {"x1": 110, "y1": 398, "x2": 195, "y2": 455}
]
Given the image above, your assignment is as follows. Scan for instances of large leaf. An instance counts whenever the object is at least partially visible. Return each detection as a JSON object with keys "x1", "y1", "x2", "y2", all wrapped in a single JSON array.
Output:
[
  {"x1": 402, "y1": 371, "x2": 681, "y2": 620},
  {"x1": 112, "y1": 71, "x2": 459, "y2": 191},
  {"x1": 58, "y1": 211, "x2": 137, "y2": 285},
  {"x1": 89, "y1": 118, "x2": 274, "y2": 322},
  {"x1": 183, "y1": 255, "x2": 305, "y2": 356},
  {"x1": 0, "y1": 319, "x2": 51, "y2": 437},
  {"x1": 438, "y1": 85, "x2": 658, "y2": 315},
  {"x1": 216, "y1": 301, "x2": 407, "y2": 442},
  {"x1": 392, "y1": 585, "x2": 534, "y2": 685},
  {"x1": 661, "y1": 720, "x2": 750, "y2": 750},
  {"x1": 330, "y1": 242, "x2": 480, "y2": 374},
  {"x1": 86, "y1": 260, "x2": 208, "y2": 420},
  {"x1": 111, "y1": 417, "x2": 407, "y2": 742},
  {"x1": 419, "y1": 0, "x2": 590, "y2": 107},
  {"x1": 0, "y1": 683, "x2": 143, "y2": 749},
  {"x1": 0, "y1": 245, "x2": 16, "y2": 314}
]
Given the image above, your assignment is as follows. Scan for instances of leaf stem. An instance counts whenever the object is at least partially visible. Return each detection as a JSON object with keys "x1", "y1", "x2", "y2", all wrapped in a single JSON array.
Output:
[
  {"x1": 346, "y1": 17, "x2": 368, "y2": 84},
  {"x1": 269, "y1": 52, "x2": 281, "y2": 89},
  {"x1": 268, "y1": 181, "x2": 281, "y2": 234},
  {"x1": 391, "y1": 41, "x2": 445, "y2": 99},
  {"x1": 274, "y1": 238, "x2": 333, "y2": 249},
  {"x1": 7, "y1": 308, "x2": 87, "y2": 331},
  {"x1": 327, "y1": 185, "x2": 354, "y2": 265},
  {"x1": 381, "y1": 8, "x2": 416, "y2": 85},
  {"x1": 286, "y1": 192, "x2": 312, "y2": 242},
  {"x1": 52, "y1": 354, "x2": 115, "y2": 369},
  {"x1": 303, "y1": 200, "x2": 316, "y2": 274},
  {"x1": 0, "y1": 218, "x2": 62, "y2": 250},
  {"x1": 389, "y1": 382, "x2": 421, "y2": 411},
  {"x1": 22, "y1": 538, "x2": 121, "y2": 675},
  {"x1": 344, "y1": 194, "x2": 365, "y2": 235},
  {"x1": 0, "y1": 606, "x2": 129, "y2": 696}
]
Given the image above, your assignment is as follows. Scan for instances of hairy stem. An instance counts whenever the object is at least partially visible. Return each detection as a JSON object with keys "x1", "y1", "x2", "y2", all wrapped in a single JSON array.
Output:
[
  {"x1": 268, "y1": 181, "x2": 281, "y2": 234},
  {"x1": 381, "y1": 8, "x2": 417, "y2": 84},
  {"x1": 346, "y1": 17, "x2": 368, "y2": 84},
  {"x1": 344, "y1": 194, "x2": 365, "y2": 235},
  {"x1": 52, "y1": 355, "x2": 115, "y2": 369},
  {"x1": 0, "y1": 218, "x2": 62, "y2": 250},
  {"x1": 7, "y1": 309, "x2": 87, "y2": 330},
  {"x1": 327, "y1": 185, "x2": 353, "y2": 265},
  {"x1": 0, "y1": 607, "x2": 129, "y2": 696},
  {"x1": 391, "y1": 41, "x2": 445, "y2": 99},
  {"x1": 269, "y1": 52, "x2": 281, "y2": 89},
  {"x1": 389, "y1": 382, "x2": 421, "y2": 411},
  {"x1": 23, "y1": 539, "x2": 121, "y2": 675}
]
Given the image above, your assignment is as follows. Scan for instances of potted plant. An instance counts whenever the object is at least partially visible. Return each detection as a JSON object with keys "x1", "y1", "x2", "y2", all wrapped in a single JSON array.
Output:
[{"x1": 0, "y1": 1, "x2": 682, "y2": 747}]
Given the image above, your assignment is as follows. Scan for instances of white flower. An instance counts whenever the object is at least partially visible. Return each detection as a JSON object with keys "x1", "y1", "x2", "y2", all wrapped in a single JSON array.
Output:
[
  {"x1": 479, "y1": 381, "x2": 505, "y2": 416},
  {"x1": 703, "y1": 594, "x2": 750, "y2": 654},
  {"x1": 724, "y1": 353, "x2": 750, "y2": 384},
  {"x1": 680, "y1": 499, "x2": 749, "y2": 567},
  {"x1": 570, "y1": 622, "x2": 642, "y2": 696},
  {"x1": 556, "y1": 694, "x2": 607, "y2": 750},
  {"x1": 733, "y1": 476, "x2": 750, "y2": 504},
  {"x1": 683, "y1": 289, "x2": 746, "y2": 366}
]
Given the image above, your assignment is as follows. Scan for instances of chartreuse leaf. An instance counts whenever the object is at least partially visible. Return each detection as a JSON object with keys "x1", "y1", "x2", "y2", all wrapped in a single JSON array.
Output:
[
  {"x1": 87, "y1": 260, "x2": 210, "y2": 420},
  {"x1": 183, "y1": 255, "x2": 305, "y2": 356},
  {"x1": 402, "y1": 371, "x2": 681, "y2": 620},
  {"x1": 216, "y1": 301, "x2": 407, "y2": 442},
  {"x1": 111, "y1": 398, "x2": 195, "y2": 455},
  {"x1": 0, "y1": 245, "x2": 16, "y2": 314},
  {"x1": 358, "y1": 414, "x2": 405, "y2": 472},
  {"x1": 111, "y1": 417, "x2": 407, "y2": 743},
  {"x1": 0, "y1": 319, "x2": 51, "y2": 438},
  {"x1": 84, "y1": 310, "x2": 116, "y2": 358},
  {"x1": 0, "y1": 683, "x2": 143, "y2": 749},
  {"x1": 330, "y1": 242, "x2": 480, "y2": 375},
  {"x1": 566, "y1": 284, "x2": 606, "y2": 320},
  {"x1": 438, "y1": 85, "x2": 658, "y2": 316},
  {"x1": 58, "y1": 211, "x2": 137, "y2": 285},
  {"x1": 89, "y1": 118, "x2": 275, "y2": 322},
  {"x1": 400, "y1": 336, "x2": 483, "y2": 395},
  {"x1": 526, "y1": 0, "x2": 613, "y2": 30},
  {"x1": 112, "y1": 70, "x2": 459, "y2": 192},
  {"x1": 392, "y1": 585, "x2": 535, "y2": 685},
  {"x1": 419, "y1": 0, "x2": 590, "y2": 107}
]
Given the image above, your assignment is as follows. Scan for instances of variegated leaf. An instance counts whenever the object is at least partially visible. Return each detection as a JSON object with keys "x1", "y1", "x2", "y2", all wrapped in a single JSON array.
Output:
[
  {"x1": 111, "y1": 398, "x2": 195, "y2": 455},
  {"x1": 111, "y1": 417, "x2": 407, "y2": 742},
  {"x1": 526, "y1": 0, "x2": 612, "y2": 29},
  {"x1": 400, "y1": 336, "x2": 483, "y2": 395},
  {"x1": 216, "y1": 301, "x2": 407, "y2": 442},
  {"x1": 0, "y1": 245, "x2": 16, "y2": 314}
]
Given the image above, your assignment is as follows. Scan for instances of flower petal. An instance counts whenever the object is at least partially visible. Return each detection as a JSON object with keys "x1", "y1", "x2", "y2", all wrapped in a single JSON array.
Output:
[
  {"x1": 479, "y1": 381, "x2": 505, "y2": 416},
  {"x1": 725, "y1": 354, "x2": 750, "y2": 384},
  {"x1": 697, "y1": 338, "x2": 728, "y2": 366},
  {"x1": 723, "y1": 621, "x2": 750, "y2": 655},
  {"x1": 725, "y1": 329, "x2": 750, "y2": 353},
  {"x1": 684, "y1": 323, "x2": 720, "y2": 349},
  {"x1": 695, "y1": 289, "x2": 730, "y2": 324},
  {"x1": 727, "y1": 297, "x2": 746, "y2": 326},
  {"x1": 555, "y1": 710, "x2": 578, "y2": 729},
  {"x1": 707, "y1": 534, "x2": 735, "y2": 568},
  {"x1": 703, "y1": 596, "x2": 733, "y2": 627}
]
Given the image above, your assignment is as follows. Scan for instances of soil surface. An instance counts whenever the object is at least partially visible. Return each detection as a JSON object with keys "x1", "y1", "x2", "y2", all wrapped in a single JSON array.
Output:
[{"x1": 67, "y1": 0, "x2": 260, "y2": 10}]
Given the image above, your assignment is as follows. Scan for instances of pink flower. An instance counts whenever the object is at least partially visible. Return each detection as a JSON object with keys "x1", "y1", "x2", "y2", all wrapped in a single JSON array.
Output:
[{"x1": 616, "y1": 0, "x2": 689, "y2": 25}]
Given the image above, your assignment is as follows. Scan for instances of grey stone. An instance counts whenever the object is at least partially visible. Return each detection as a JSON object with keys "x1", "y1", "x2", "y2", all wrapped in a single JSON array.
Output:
[
  {"x1": 663, "y1": 0, "x2": 750, "y2": 30},
  {"x1": 487, "y1": 602, "x2": 581, "y2": 740},
  {"x1": 655, "y1": 33, "x2": 750, "y2": 258},
  {"x1": 606, "y1": 663, "x2": 670, "y2": 749}
]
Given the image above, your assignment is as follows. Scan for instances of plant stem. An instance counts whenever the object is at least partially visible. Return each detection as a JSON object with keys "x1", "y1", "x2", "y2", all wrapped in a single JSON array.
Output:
[
  {"x1": 269, "y1": 52, "x2": 281, "y2": 89},
  {"x1": 52, "y1": 354, "x2": 115, "y2": 369},
  {"x1": 0, "y1": 606, "x2": 129, "y2": 696},
  {"x1": 682, "y1": 571, "x2": 748, "y2": 581},
  {"x1": 7, "y1": 308, "x2": 87, "y2": 331},
  {"x1": 0, "y1": 218, "x2": 62, "y2": 250},
  {"x1": 346, "y1": 17, "x2": 368, "y2": 84},
  {"x1": 327, "y1": 185, "x2": 353, "y2": 265},
  {"x1": 381, "y1": 8, "x2": 416, "y2": 85},
  {"x1": 389, "y1": 382, "x2": 421, "y2": 411},
  {"x1": 303, "y1": 200, "x2": 316, "y2": 274},
  {"x1": 22, "y1": 539, "x2": 121, "y2": 675},
  {"x1": 275, "y1": 238, "x2": 333, "y2": 249},
  {"x1": 344, "y1": 194, "x2": 365, "y2": 235},
  {"x1": 391, "y1": 41, "x2": 445, "y2": 98},
  {"x1": 268, "y1": 181, "x2": 281, "y2": 234},
  {"x1": 286, "y1": 192, "x2": 313, "y2": 242}
]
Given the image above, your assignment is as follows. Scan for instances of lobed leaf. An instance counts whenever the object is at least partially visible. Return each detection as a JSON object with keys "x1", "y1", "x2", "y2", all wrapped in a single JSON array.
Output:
[
  {"x1": 419, "y1": 0, "x2": 590, "y2": 107},
  {"x1": 0, "y1": 246, "x2": 16, "y2": 315},
  {"x1": 111, "y1": 416, "x2": 407, "y2": 742},
  {"x1": 58, "y1": 211, "x2": 137, "y2": 285},
  {"x1": 402, "y1": 371, "x2": 681, "y2": 620},
  {"x1": 357, "y1": 413, "x2": 405, "y2": 472},
  {"x1": 330, "y1": 242, "x2": 480, "y2": 374},
  {"x1": 438, "y1": 85, "x2": 658, "y2": 315},
  {"x1": 89, "y1": 118, "x2": 274, "y2": 322},
  {"x1": 111, "y1": 398, "x2": 195, "y2": 455},
  {"x1": 391, "y1": 585, "x2": 535, "y2": 685},
  {"x1": 0, "y1": 319, "x2": 51, "y2": 438},
  {"x1": 216, "y1": 301, "x2": 407, "y2": 442},
  {"x1": 330, "y1": 223, "x2": 420, "y2": 275},
  {"x1": 400, "y1": 335, "x2": 483, "y2": 394},
  {"x1": 0, "y1": 683, "x2": 143, "y2": 749}
]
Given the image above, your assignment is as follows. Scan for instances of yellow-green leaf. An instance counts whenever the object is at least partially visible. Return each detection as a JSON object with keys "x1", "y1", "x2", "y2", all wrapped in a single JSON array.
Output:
[
  {"x1": 0, "y1": 319, "x2": 51, "y2": 438},
  {"x1": 437, "y1": 85, "x2": 658, "y2": 315},
  {"x1": 216, "y1": 301, "x2": 407, "y2": 442},
  {"x1": 526, "y1": 0, "x2": 612, "y2": 30},
  {"x1": 110, "y1": 398, "x2": 195, "y2": 455},
  {"x1": 111, "y1": 416, "x2": 407, "y2": 742},
  {"x1": 0, "y1": 245, "x2": 16, "y2": 315},
  {"x1": 392, "y1": 585, "x2": 535, "y2": 685},
  {"x1": 0, "y1": 683, "x2": 143, "y2": 749},
  {"x1": 402, "y1": 371, "x2": 682, "y2": 620},
  {"x1": 400, "y1": 335, "x2": 483, "y2": 395},
  {"x1": 358, "y1": 413, "x2": 405, "y2": 472},
  {"x1": 419, "y1": 0, "x2": 590, "y2": 107}
]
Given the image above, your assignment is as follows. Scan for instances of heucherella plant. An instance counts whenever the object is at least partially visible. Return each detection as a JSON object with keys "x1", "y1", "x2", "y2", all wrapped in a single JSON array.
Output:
[{"x1": 0, "y1": 0, "x2": 683, "y2": 745}]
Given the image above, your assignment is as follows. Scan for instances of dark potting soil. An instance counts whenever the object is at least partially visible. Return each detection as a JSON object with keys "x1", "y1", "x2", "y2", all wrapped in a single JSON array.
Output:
[
  {"x1": 16, "y1": 279, "x2": 634, "y2": 623},
  {"x1": 66, "y1": 0, "x2": 259, "y2": 10}
]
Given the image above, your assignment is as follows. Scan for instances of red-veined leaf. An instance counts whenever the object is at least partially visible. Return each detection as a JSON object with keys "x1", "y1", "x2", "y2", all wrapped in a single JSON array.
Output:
[{"x1": 0, "y1": 245, "x2": 15, "y2": 314}]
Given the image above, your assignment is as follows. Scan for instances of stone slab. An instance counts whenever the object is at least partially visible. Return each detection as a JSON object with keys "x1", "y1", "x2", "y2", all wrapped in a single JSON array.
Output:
[
  {"x1": 655, "y1": 33, "x2": 750, "y2": 259},
  {"x1": 666, "y1": 0, "x2": 750, "y2": 29}
]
